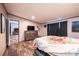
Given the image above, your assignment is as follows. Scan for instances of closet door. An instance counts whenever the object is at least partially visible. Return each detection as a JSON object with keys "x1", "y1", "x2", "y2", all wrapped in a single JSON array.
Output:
[
  {"x1": 60, "y1": 21, "x2": 67, "y2": 36},
  {"x1": 47, "y1": 23, "x2": 59, "y2": 36}
]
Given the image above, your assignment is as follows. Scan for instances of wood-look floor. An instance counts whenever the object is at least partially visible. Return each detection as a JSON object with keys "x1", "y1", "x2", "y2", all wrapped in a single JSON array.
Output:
[{"x1": 4, "y1": 40, "x2": 35, "y2": 56}]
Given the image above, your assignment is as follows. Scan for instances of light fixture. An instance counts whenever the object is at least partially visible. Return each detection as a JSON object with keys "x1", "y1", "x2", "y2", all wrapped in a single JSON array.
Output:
[{"x1": 32, "y1": 16, "x2": 35, "y2": 19}]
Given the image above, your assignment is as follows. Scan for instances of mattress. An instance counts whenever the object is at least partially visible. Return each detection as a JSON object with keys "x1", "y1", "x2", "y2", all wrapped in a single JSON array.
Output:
[{"x1": 33, "y1": 36, "x2": 79, "y2": 56}]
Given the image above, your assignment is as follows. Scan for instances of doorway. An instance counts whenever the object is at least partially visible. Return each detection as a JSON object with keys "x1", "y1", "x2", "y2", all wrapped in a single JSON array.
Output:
[{"x1": 8, "y1": 20, "x2": 19, "y2": 46}]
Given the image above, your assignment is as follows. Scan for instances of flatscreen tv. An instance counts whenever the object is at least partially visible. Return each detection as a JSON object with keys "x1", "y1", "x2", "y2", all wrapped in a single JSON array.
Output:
[
  {"x1": 27, "y1": 26, "x2": 35, "y2": 31},
  {"x1": 72, "y1": 21, "x2": 79, "y2": 32}
]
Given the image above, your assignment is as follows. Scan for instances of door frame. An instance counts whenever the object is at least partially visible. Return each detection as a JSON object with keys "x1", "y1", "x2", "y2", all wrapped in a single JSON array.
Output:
[{"x1": 6, "y1": 19, "x2": 20, "y2": 46}]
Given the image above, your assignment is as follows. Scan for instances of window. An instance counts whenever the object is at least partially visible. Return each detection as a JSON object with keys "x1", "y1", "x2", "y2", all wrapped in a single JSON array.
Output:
[{"x1": 72, "y1": 21, "x2": 79, "y2": 32}]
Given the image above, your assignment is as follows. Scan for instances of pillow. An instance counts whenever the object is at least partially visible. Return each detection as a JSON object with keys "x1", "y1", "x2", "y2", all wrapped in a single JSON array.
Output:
[
  {"x1": 48, "y1": 37, "x2": 65, "y2": 44},
  {"x1": 68, "y1": 38, "x2": 79, "y2": 44}
]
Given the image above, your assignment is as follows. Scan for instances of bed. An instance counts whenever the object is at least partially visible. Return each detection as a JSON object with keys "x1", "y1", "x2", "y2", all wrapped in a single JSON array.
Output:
[{"x1": 33, "y1": 36, "x2": 79, "y2": 56}]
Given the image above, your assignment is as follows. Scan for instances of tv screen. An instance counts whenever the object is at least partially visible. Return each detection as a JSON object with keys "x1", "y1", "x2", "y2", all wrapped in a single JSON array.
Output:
[
  {"x1": 72, "y1": 21, "x2": 79, "y2": 32},
  {"x1": 27, "y1": 26, "x2": 35, "y2": 31}
]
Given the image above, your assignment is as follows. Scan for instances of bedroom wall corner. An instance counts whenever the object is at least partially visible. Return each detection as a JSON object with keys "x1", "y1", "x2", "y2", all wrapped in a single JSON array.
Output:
[{"x1": 38, "y1": 24, "x2": 47, "y2": 36}]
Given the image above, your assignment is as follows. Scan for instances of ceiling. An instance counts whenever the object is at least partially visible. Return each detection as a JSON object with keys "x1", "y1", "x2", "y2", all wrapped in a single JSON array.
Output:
[{"x1": 4, "y1": 3, "x2": 79, "y2": 23}]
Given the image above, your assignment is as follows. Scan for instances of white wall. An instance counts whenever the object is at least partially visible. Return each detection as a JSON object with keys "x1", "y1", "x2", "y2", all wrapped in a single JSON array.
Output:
[
  {"x1": 8, "y1": 15, "x2": 42, "y2": 42},
  {"x1": 67, "y1": 17, "x2": 79, "y2": 38},
  {"x1": 19, "y1": 19, "x2": 41, "y2": 41},
  {"x1": 0, "y1": 4, "x2": 7, "y2": 55},
  {"x1": 39, "y1": 24, "x2": 47, "y2": 36}
]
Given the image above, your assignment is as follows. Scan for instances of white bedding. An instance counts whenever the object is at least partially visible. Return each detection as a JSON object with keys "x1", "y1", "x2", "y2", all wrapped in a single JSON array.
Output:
[{"x1": 33, "y1": 36, "x2": 79, "y2": 56}]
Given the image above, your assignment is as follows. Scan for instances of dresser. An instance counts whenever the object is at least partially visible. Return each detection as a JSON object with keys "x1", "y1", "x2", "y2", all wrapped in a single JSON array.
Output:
[{"x1": 24, "y1": 31, "x2": 38, "y2": 41}]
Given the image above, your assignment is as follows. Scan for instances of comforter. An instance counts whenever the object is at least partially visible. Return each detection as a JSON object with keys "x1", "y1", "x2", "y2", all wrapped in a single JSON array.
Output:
[{"x1": 33, "y1": 36, "x2": 79, "y2": 56}]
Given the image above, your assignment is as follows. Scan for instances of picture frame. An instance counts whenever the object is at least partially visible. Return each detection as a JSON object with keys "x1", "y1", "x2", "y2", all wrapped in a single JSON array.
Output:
[{"x1": 0, "y1": 13, "x2": 5, "y2": 33}]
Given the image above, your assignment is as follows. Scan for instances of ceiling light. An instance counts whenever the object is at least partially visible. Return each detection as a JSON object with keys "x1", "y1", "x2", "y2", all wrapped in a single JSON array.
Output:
[{"x1": 32, "y1": 16, "x2": 35, "y2": 19}]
